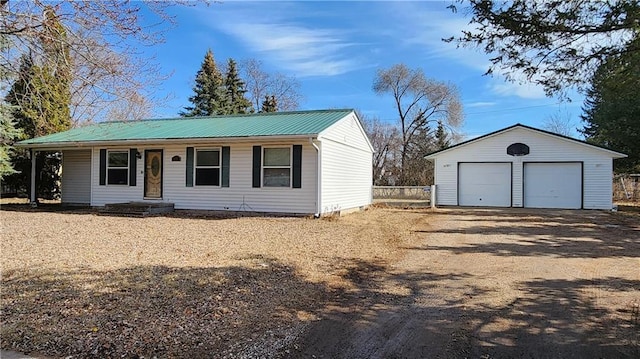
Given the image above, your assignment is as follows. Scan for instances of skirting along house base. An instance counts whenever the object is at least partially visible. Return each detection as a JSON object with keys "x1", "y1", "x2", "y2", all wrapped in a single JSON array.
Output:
[{"x1": 17, "y1": 110, "x2": 374, "y2": 216}]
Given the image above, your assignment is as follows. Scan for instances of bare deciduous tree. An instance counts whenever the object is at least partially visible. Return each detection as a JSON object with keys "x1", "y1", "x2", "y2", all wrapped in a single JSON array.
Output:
[
  {"x1": 1, "y1": 1, "x2": 207, "y2": 123},
  {"x1": 542, "y1": 111, "x2": 576, "y2": 137},
  {"x1": 361, "y1": 114, "x2": 401, "y2": 185},
  {"x1": 373, "y1": 63, "x2": 463, "y2": 185},
  {"x1": 241, "y1": 59, "x2": 302, "y2": 112}
]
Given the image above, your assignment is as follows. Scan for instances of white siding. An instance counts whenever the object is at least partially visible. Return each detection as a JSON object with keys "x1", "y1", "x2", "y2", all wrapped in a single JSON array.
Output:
[
  {"x1": 91, "y1": 147, "x2": 144, "y2": 205},
  {"x1": 433, "y1": 158, "x2": 457, "y2": 206},
  {"x1": 319, "y1": 138, "x2": 372, "y2": 214},
  {"x1": 61, "y1": 150, "x2": 91, "y2": 204},
  {"x1": 320, "y1": 113, "x2": 373, "y2": 153},
  {"x1": 432, "y1": 127, "x2": 617, "y2": 209},
  {"x1": 164, "y1": 143, "x2": 317, "y2": 213},
  {"x1": 90, "y1": 143, "x2": 318, "y2": 214},
  {"x1": 85, "y1": 114, "x2": 373, "y2": 214},
  {"x1": 584, "y1": 159, "x2": 613, "y2": 210},
  {"x1": 318, "y1": 114, "x2": 374, "y2": 214}
]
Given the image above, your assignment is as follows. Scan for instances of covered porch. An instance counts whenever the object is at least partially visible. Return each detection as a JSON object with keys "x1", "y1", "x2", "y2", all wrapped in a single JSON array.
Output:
[{"x1": 19, "y1": 146, "x2": 91, "y2": 207}]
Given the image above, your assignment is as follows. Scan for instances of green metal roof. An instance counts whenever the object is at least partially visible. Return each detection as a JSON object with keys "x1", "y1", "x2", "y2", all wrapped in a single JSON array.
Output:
[{"x1": 18, "y1": 109, "x2": 354, "y2": 147}]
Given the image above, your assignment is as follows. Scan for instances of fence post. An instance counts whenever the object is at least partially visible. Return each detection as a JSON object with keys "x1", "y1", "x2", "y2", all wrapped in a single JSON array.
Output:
[{"x1": 430, "y1": 185, "x2": 436, "y2": 208}]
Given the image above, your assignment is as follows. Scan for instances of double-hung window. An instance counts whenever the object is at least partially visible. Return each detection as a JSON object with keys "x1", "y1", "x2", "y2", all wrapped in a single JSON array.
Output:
[
  {"x1": 195, "y1": 149, "x2": 221, "y2": 186},
  {"x1": 263, "y1": 147, "x2": 291, "y2": 187},
  {"x1": 107, "y1": 150, "x2": 129, "y2": 185}
]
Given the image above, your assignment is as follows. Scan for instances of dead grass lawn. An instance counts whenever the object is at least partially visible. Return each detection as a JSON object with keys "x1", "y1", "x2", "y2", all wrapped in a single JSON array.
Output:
[
  {"x1": 1, "y1": 202, "x2": 639, "y2": 358},
  {"x1": 0, "y1": 205, "x2": 421, "y2": 357}
]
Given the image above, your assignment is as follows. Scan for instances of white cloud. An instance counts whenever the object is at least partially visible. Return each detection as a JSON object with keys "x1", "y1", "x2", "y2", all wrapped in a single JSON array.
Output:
[
  {"x1": 466, "y1": 101, "x2": 496, "y2": 108},
  {"x1": 392, "y1": 3, "x2": 492, "y2": 71},
  {"x1": 489, "y1": 79, "x2": 547, "y2": 100},
  {"x1": 388, "y1": 2, "x2": 553, "y2": 100},
  {"x1": 221, "y1": 22, "x2": 360, "y2": 77},
  {"x1": 193, "y1": 3, "x2": 363, "y2": 78}
]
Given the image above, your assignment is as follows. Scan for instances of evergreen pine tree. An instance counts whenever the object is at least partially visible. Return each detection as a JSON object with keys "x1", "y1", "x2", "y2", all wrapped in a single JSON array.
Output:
[
  {"x1": 581, "y1": 35, "x2": 640, "y2": 172},
  {"x1": 4, "y1": 7, "x2": 71, "y2": 198},
  {"x1": 224, "y1": 58, "x2": 252, "y2": 114},
  {"x1": 0, "y1": 35, "x2": 23, "y2": 180},
  {"x1": 181, "y1": 49, "x2": 226, "y2": 117},
  {"x1": 435, "y1": 120, "x2": 450, "y2": 150},
  {"x1": 0, "y1": 101, "x2": 23, "y2": 180},
  {"x1": 260, "y1": 95, "x2": 278, "y2": 113}
]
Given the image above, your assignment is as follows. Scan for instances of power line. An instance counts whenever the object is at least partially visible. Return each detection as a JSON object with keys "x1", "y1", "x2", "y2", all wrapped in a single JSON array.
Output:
[
  {"x1": 464, "y1": 102, "x2": 561, "y2": 116},
  {"x1": 371, "y1": 102, "x2": 565, "y2": 122}
]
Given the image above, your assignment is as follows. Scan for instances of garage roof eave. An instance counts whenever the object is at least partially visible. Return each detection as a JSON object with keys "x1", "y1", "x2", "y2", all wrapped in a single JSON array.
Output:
[{"x1": 424, "y1": 123, "x2": 628, "y2": 159}]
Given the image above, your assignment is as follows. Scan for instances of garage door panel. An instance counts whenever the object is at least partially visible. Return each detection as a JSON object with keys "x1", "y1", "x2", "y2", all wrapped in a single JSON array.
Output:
[
  {"x1": 459, "y1": 163, "x2": 511, "y2": 207},
  {"x1": 524, "y1": 162, "x2": 582, "y2": 209}
]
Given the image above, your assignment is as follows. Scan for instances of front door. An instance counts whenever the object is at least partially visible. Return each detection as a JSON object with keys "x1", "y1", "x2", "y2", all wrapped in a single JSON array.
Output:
[{"x1": 144, "y1": 150, "x2": 163, "y2": 198}]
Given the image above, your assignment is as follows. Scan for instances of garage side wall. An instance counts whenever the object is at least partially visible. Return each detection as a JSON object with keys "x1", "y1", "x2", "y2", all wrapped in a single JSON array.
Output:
[{"x1": 433, "y1": 128, "x2": 615, "y2": 209}]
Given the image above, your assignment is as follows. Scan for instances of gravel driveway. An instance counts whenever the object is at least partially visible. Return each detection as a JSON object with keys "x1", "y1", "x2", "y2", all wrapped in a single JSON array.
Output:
[
  {"x1": 292, "y1": 208, "x2": 640, "y2": 358},
  {"x1": 1, "y1": 204, "x2": 639, "y2": 358}
]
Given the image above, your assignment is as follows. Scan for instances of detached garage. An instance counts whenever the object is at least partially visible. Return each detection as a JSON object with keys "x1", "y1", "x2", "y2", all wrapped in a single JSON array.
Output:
[{"x1": 425, "y1": 124, "x2": 627, "y2": 210}]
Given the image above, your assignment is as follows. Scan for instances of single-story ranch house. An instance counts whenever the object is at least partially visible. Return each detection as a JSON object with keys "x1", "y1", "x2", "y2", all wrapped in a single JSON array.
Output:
[
  {"x1": 17, "y1": 109, "x2": 374, "y2": 216},
  {"x1": 425, "y1": 124, "x2": 626, "y2": 210}
]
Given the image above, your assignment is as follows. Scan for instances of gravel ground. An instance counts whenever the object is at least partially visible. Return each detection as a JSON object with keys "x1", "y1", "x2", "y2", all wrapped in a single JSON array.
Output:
[
  {"x1": 2, "y1": 202, "x2": 639, "y2": 358},
  {"x1": 292, "y1": 207, "x2": 640, "y2": 358},
  {"x1": 0, "y1": 203, "x2": 420, "y2": 358}
]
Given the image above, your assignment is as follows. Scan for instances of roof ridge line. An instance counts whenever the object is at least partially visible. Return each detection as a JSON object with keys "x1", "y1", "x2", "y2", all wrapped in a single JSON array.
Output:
[{"x1": 98, "y1": 108, "x2": 355, "y2": 124}]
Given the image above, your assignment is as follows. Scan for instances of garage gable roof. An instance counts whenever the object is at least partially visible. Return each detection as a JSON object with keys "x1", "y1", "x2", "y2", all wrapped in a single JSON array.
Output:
[
  {"x1": 17, "y1": 109, "x2": 354, "y2": 148},
  {"x1": 425, "y1": 123, "x2": 627, "y2": 159}
]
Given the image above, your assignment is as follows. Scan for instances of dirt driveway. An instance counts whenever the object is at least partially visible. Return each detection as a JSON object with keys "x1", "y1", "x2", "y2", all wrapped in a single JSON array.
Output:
[
  {"x1": 291, "y1": 208, "x2": 640, "y2": 358},
  {"x1": 1, "y1": 205, "x2": 639, "y2": 358}
]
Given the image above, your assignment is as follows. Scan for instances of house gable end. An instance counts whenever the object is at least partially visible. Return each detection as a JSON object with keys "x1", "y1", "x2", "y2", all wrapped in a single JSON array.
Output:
[{"x1": 318, "y1": 111, "x2": 374, "y2": 153}]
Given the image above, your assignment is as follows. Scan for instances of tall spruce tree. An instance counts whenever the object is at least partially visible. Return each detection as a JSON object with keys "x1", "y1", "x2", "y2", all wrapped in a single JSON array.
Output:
[
  {"x1": 260, "y1": 95, "x2": 278, "y2": 113},
  {"x1": 224, "y1": 58, "x2": 252, "y2": 114},
  {"x1": 435, "y1": 120, "x2": 450, "y2": 150},
  {"x1": 0, "y1": 34, "x2": 23, "y2": 180},
  {"x1": 4, "y1": 7, "x2": 71, "y2": 198},
  {"x1": 581, "y1": 35, "x2": 640, "y2": 173},
  {"x1": 181, "y1": 49, "x2": 226, "y2": 117},
  {"x1": 0, "y1": 101, "x2": 23, "y2": 181}
]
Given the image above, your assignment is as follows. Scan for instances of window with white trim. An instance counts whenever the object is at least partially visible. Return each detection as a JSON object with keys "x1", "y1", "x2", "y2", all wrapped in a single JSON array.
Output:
[
  {"x1": 263, "y1": 147, "x2": 291, "y2": 187},
  {"x1": 195, "y1": 149, "x2": 221, "y2": 186},
  {"x1": 107, "y1": 150, "x2": 129, "y2": 185}
]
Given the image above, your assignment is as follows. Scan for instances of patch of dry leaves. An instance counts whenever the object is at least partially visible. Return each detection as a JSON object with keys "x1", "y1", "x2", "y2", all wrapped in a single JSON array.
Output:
[{"x1": 0, "y1": 205, "x2": 424, "y2": 358}]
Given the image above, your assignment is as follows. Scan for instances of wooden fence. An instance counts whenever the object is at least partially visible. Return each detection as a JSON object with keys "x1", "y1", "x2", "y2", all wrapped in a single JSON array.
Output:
[
  {"x1": 372, "y1": 186, "x2": 432, "y2": 201},
  {"x1": 614, "y1": 175, "x2": 640, "y2": 201}
]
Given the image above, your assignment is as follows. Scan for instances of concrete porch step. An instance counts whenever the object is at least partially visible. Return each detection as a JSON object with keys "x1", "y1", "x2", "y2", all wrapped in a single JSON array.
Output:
[{"x1": 98, "y1": 202, "x2": 175, "y2": 217}]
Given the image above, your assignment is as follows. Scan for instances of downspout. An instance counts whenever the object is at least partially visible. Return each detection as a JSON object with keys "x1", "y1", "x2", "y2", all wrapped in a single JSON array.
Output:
[{"x1": 310, "y1": 138, "x2": 321, "y2": 217}]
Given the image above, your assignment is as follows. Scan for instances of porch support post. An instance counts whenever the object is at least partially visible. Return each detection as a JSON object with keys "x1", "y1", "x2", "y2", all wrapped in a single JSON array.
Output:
[{"x1": 30, "y1": 148, "x2": 37, "y2": 207}]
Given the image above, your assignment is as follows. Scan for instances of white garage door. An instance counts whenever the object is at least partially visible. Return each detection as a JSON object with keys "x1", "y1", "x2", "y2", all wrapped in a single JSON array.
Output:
[
  {"x1": 524, "y1": 162, "x2": 582, "y2": 209},
  {"x1": 458, "y1": 163, "x2": 511, "y2": 207}
]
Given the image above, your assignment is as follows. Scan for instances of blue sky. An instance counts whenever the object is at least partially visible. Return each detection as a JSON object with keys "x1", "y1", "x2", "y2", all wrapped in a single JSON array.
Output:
[{"x1": 143, "y1": 1, "x2": 584, "y2": 139}]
